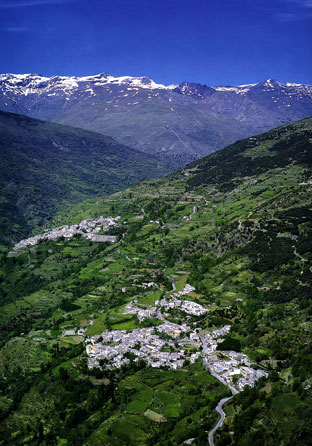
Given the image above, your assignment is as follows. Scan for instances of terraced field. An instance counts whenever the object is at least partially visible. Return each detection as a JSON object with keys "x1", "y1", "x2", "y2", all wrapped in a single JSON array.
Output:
[{"x1": 0, "y1": 118, "x2": 312, "y2": 445}]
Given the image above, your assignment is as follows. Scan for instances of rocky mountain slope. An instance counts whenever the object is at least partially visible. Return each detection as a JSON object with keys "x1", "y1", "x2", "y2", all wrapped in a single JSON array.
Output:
[
  {"x1": 0, "y1": 118, "x2": 311, "y2": 445},
  {"x1": 0, "y1": 110, "x2": 175, "y2": 246},
  {"x1": 1, "y1": 73, "x2": 312, "y2": 165}
]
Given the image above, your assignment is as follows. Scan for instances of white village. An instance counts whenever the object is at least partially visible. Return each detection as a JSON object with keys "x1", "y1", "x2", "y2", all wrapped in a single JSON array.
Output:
[
  {"x1": 13, "y1": 215, "x2": 122, "y2": 250},
  {"x1": 84, "y1": 283, "x2": 267, "y2": 394}
]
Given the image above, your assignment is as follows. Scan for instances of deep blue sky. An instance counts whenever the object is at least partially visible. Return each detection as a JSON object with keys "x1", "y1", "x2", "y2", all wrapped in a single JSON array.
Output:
[{"x1": 0, "y1": 0, "x2": 311, "y2": 85}]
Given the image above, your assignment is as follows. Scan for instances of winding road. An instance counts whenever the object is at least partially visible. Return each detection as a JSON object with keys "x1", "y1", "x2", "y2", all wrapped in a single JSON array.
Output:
[
  {"x1": 199, "y1": 333, "x2": 238, "y2": 446},
  {"x1": 169, "y1": 278, "x2": 176, "y2": 293},
  {"x1": 207, "y1": 368, "x2": 237, "y2": 446},
  {"x1": 208, "y1": 395, "x2": 234, "y2": 446}
]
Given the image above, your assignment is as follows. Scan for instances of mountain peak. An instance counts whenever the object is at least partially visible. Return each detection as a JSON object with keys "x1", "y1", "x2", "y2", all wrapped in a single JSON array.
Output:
[
  {"x1": 261, "y1": 79, "x2": 281, "y2": 87},
  {"x1": 174, "y1": 81, "x2": 215, "y2": 99}
]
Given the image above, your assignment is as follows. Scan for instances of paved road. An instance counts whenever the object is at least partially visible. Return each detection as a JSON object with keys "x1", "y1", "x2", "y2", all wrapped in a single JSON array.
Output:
[
  {"x1": 209, "y1": 370, "x2": 238, "y2": 397},
  {"x1": 199, "y1": 332, "x2": 238, "y2": 446},
  {"x1": 170, "y1": 278, "x2": 176, "y2": 293},
  {"x1": 208, "y1": 395, "x2": 234, "y2": 446}
]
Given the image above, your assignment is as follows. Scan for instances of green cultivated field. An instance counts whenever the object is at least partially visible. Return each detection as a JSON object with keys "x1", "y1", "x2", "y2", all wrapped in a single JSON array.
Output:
[{"x1": 0, "y1": 118, "x2": 312, "y2": 445}]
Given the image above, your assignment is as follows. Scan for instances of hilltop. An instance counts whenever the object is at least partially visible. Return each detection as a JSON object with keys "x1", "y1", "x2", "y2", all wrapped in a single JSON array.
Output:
[{"x1": 0, "y1": 118, "x2": 311, "y2": 445}]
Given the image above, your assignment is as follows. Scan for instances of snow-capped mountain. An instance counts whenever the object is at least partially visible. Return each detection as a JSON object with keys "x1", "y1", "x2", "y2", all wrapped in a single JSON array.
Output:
[
  {"x1": 1, "y1": 73, "x2": 311, "y2": 165},
  {"x1": 0, "y1": 72, "x2": 178, "y2": 101}
]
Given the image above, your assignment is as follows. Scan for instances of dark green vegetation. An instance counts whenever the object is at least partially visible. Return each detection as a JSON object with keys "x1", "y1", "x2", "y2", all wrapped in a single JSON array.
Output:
[
  {"x1": 0, "y1": 118, "x2": 312, "y2": 445},
  {"x1": 0, "y1": 110, "x2": 176, "y2": 246}
]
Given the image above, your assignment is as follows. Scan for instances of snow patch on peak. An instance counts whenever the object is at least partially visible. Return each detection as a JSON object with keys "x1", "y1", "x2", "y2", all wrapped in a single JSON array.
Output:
[
  {"x1": 0, "y1": 72, "x2": 178, "y2": 92},
  {"x1": 51, "y1": 76, "x2": 79, "y2": 91},
  {"x1": 262, "y1": 79, "x2": 281, "y2": 88},
  {"x1": 213, "y1": 84, "x2": 255, "y2": 95},
  {"x1": 0, "y1": 73, "x2": 52, "y2": 96},
  {"x1": 284, "y1": 82, "x2": 312, "y2": 91},
  {"x1": 88, "y1": 74, "x2": 177, "y2": 90},
  {"x1": 238, "y1": 83, "x2": 257, "y2": 87},
  {"x1": 214, "y1": 86, "x2": 241, "y2": 93},
  {"x1": 0, "y1": 73, "x2": 50, "y2": 84},
  {"x1": 286, "y1": 82, "x2": 303, "y2": 87}
]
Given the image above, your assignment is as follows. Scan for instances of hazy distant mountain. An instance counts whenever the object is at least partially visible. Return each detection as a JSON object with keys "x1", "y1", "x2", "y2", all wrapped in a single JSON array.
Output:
[
  {"x1": 1, "y1": 73, "x2": 312, "y2": 165},
  {"x1": 0, "y1": 110, "x2": 175, "y2": 245}
]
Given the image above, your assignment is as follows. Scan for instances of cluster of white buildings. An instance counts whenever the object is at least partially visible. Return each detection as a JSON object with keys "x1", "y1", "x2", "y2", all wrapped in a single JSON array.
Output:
[
  {"x1": 157, "y1": 284, "x2": 207, "y2": 317},
  {"x1": 85, "y1": 281, "x2": 267, "y2": 393},
  {"x1": 85, "y1": 318, "x2": 267, "y2": 392},
  {"x1": 158, "y1": 297, "x2": 208, "y2": 317},
  {"x1": 124, "y1": 283, "x2": 207, "y2": 323},
  {"x1": 206, "y1": 351, "x2": 268, "y2": 391},
  {"x1": 200, "y1": 326, "x2": 268, "y2": 391},
  {"x1": 13, "y1": 215, "x2": 121, "y2": 250},
  {"x1": 135, "y1": 281, "x2": 158, "y2": 289},
  {"x1": 157, "y1": 320, "x2": 191, "y2": 338},
  {"x1": 86, "y1": 327, "x2": 200, "y2": 370},
  {"x1": 124, "y1": 300, "x2": 157, "y2": 322}
]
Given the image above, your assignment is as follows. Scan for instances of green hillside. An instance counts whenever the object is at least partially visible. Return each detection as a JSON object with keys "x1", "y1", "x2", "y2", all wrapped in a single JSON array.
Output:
[
  {"x1": 0, "y1": 118, "x2": 311, "y2": 445},
  {"x1": 0, "y1": 111, "x2": 176, "y2": 246}
]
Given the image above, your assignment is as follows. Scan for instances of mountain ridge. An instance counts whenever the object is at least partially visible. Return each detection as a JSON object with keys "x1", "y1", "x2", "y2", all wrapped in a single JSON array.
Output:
[
  {"x1": 1, "y1": 72, "x2": 312, "y2": 165},
  {"x1": 1, "y1": 72, "x2": 311, "y2": 93}
]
